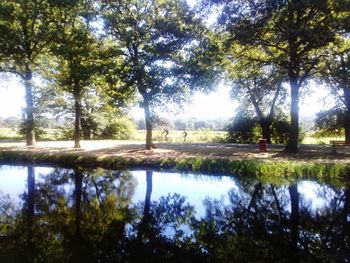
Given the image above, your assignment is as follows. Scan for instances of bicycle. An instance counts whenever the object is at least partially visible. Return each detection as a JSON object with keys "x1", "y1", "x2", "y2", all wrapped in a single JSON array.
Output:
[
  {"x1": 176, "y1": 136, "x2": 191, "y2": 143},
  {"x1": 157, "y1": 135, "x2": 173, "y2": 143}
]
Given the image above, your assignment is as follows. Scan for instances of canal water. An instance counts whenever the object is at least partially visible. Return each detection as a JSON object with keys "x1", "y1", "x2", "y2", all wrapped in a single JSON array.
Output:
[{"x1": 0, "y1": 165, "x2": 348, "y2": 262}]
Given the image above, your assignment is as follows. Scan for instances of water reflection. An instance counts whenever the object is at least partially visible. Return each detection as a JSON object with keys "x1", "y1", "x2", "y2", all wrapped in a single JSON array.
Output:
[{"x1": 0, "y1": 165, "x2": 348, "y2": 262}]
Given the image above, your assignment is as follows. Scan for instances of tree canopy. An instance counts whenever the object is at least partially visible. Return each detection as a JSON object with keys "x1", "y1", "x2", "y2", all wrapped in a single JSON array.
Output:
[
  {"x1": 0, "y1": 0, "x2": 349, "y2": 151},
  {"x1": 101, "y1": 0, "x2": 220, "y2": 149},
  {"x1": 0, "y1": 0, "x2": 62, "y2": 145}
]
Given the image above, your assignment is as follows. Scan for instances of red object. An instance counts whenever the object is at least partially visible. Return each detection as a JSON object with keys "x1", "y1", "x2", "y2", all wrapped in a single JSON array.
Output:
[{"x1": 259, "y1": 139, "x2": 267, "y2": 152}]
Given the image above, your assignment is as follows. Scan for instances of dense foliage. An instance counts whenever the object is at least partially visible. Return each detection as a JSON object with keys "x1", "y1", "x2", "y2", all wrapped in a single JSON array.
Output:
[
  {"x1": 225, "y1": 113, "x2": 301, "y2": 144},
  {"x1": 0, "y1": 0, "x2": 349, "y2": 150}
]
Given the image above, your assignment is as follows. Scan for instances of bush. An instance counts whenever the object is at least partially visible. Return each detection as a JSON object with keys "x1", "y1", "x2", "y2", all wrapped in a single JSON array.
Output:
[
  {"x1": 225, "y1": 115, "x2": 305, "y2": 144},
  {"x1": 57, "y1": 127, "x2": 74, "y2": 140},
  {"x1": 18, "y1": 120, "x2": 47, "y2": 140},
  {"x1": 271, "y1": 120, "x2": 305, "y2": 144},
  {"x1": 314, "y1": 109, "x2": 345, "y2": 138},
  {"x1": 225, "y1": 116, "x2": 259, "y2": 143},
  {"x1": 271, "y1": 120, "x2": 290, "y2": 144},
  {"x1": 99, "y1": 117, "x2": 136, "y2": 140}
]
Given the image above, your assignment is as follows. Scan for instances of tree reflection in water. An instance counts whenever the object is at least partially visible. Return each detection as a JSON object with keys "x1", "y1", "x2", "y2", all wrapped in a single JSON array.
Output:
[{"x1": 0, "y1": 167, "x2": 348, "y2": 262}]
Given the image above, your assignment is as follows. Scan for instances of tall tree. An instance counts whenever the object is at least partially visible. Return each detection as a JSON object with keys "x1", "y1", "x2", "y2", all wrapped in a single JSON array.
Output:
[
  {"x1": 0, "y1": 0, "x2": 59, "y2": 145},
  {"x1": 212, "y1": 0, "x2": 336, "y2": 152},
  {"x1": 102, "y1": 0, "x2": 217, "y2": 149},
  {"x1": 230, "y1": 60, "x2": 285, "y2": 143},
  {"x1": 47, "y1": 0, "x2": 99, "y2": 148},
  {"x1": 318, "y1": 40, "x2": 350, "y2": 143}
]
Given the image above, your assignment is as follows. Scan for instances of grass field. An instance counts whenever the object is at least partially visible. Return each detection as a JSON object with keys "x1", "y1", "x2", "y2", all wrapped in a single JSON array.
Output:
[
  {"x1": 0, "y1": 128, "x2": 23, "y2": 140},
  {"x1": 0, "y1": 127, "x2": 345, "y2": 144},
  {"x1": 0, "y1": 128, "x2": 62, "y2": 141},
  {"x1": 0, "y1": 127, "x2": 227, "y2": 143},
  {"x1": 132, "y1": 129, "x2": 227, "y2": 143},
  {"x1": 302, "y1": 131, "x2": 345, "y2": 145}
]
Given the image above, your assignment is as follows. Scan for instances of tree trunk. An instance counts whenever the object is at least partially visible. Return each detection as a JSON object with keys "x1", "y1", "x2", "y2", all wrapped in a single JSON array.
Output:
[
  {"x1": 74, "y1": 92, "x2": 81, "y2": 148},
  {"x1": 24, "y1": 69, "x2": 36, "y2": 146},
  {"x1": 289, "y1": 184, "x2": 300, "y2": 262},
  {"x1": 344, "y1": 110, "x2": 350, "y2": 144},
  {"x1": 260, "y1": 119, "x2": 272, "y2": 144},
  {"x1": 143, "y1": 98, "x2": 153, "y2": 150},
  {"x1": 343, "y1": 87, "x2": 350, "y2": 144},
  {"x1": 285, "y1": 78, "x2": 300, "y2": 153},
  {"x1": 26, "y1": 166, "x2": 35, "y2": 262}
]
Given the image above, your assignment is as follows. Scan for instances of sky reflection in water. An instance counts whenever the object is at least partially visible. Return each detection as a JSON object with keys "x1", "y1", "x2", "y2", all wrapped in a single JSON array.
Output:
[{"x1": 0, "y1": 164, "x2": 348, "y2": 262}]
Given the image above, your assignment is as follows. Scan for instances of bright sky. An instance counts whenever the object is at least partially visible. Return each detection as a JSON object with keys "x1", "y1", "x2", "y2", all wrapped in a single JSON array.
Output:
[
  {"x1": 0, "y1": 76, "x2": 332, "y2": 121},
  {"x1": 130, "y1": 84, "x2": 237, "y2": 120},
  {"x1": 0, "y1": 76, "x2": 25, "y2": 118}
]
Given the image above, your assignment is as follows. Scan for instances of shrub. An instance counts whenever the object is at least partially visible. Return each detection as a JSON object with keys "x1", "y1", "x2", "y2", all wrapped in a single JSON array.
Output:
[
  {"x1": 225, "y1": 116, "x2": 259, "y2": 143},
  {"x1": 57, "y1": 127, "x2": 74, "y2": 140},
  {"x1": 99, "y1": 117, "x2": 136, "y2": 140},
  {"x1": 271, "y1": 120, "x2": 305, "y2": 144},
  {"x1": 18, "y1": 120, "x2": 47, "y2": 140},
  {"x1": 271, "y1": 120, "x2": 290, "y2": 144},
  {"x1": 225, "y1": 115, "x2": 305, "y2": 144}
]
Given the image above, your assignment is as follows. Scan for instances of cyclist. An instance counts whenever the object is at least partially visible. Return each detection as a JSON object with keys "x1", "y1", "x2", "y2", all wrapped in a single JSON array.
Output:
[
  {"x1": 162, "y1": 128, "x2": 169, "y2": 141},
  {"x1": 182, "y1": 129, "x2": 188, "y2": 142}
]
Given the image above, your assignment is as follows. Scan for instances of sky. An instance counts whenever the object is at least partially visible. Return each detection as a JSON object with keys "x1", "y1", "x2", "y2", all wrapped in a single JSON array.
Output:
[
  {"x1": 0, "y1": 76, "x2": 332, "y2": 121},
  {"x1": 130, "y1": 84, "x2": 238, "y2": 121},
  {"x1": 0, "y1": 77, "x2": 26, "y2": 118}
]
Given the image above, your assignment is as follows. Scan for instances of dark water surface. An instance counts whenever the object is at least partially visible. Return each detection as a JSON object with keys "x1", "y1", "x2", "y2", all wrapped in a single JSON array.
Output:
[{"x1": 0, "y1": 165, "x2": 348, "y2": 262}]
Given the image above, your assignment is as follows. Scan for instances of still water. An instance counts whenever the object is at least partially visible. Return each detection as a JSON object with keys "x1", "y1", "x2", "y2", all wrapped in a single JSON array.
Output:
[{"x1": 0, "y1": 165, "x2": 348, "y2": 262}]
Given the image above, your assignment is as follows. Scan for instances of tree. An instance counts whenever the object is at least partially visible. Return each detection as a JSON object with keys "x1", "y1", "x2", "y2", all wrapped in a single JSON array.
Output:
[
  {"x1": 314, "y1": 109, "x2": 345, "y2": 137},
  {"x1": 318, "y1": 38, "x2": 350, "y2": 143},
  {"x1": 230, "y1": 61, "x2": 285, "y2": 143},
  {"x1": 0, "y1": 0, "x2": 60, "y2": 146},
  {"x1": 225, "y1": 113, "x2": 259, "y2": 144},
  {"x1": 47, "y1": 0, "x2": 100, "y2": 148},
  {"x1": 102, "y1": 0, "x2": 218, "y2": 149},
  {"x1": 212, "y1": 0, "x2": 337, "y2": 152}
]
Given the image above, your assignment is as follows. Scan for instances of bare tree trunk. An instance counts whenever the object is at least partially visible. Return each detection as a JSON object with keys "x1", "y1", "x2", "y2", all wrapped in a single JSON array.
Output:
[
  {"x1": 24, "y1": 69, "x2": 36, "y2": 146},
  {"x1": 289, "y1": 184, "x2": 300, "y2": 262},
  {"x1": 285, "y1": 78, "x2": 300, "y2": 153},
  {"x1": 143, "y1": 98, "x2": 153, "y2": 150},
  {"x1": 248, "y1": 85, "x2": 279, "y2": 144},
  {"x1": 74, "y1": 92, "x2": 81, "y2": 148}
]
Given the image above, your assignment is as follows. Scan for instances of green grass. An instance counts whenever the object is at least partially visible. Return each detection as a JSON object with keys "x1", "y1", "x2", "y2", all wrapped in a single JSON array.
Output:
[
  {"x1": 0, "y1": 127, "x2": 345, "y2": 145},
  {"x1": 301, "y1": 131, "x2": 344, "y2": 145},
  {"x1": 131, "y1": 129, "x2": 226, "y2": 143},
  {"x1": 0, "y1": 128, "x2": 64, "y2": 141},
  {"x1": 0, "y1": 128, "x2": 23, "y2": 140},
  {"x1": 0, "y1": 149, "x2": 348, "y2": 186}
]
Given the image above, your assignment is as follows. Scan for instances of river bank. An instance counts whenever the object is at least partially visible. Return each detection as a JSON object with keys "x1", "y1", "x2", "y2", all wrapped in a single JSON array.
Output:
[{"x1": 1, "y1": 140, "x2": 349, "y2": 179}]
